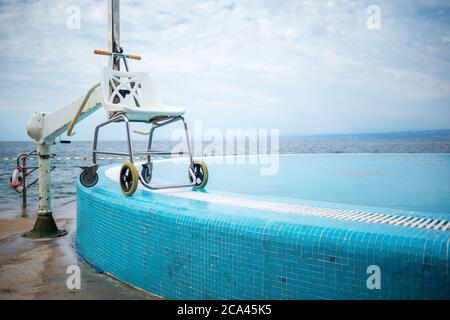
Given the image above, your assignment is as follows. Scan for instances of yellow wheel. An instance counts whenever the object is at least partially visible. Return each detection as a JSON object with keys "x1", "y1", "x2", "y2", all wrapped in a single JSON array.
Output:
[
  {"x1": 120, "y1": 162, "x2": 139, "y2": 196},
  {"x1": 189, "y1": 160, "x2": 208, "y2": 189}
]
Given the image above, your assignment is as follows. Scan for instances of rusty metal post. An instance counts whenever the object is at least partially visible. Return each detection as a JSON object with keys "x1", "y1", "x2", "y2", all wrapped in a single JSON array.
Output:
[{"x1": 21, "y1": 156, "x2": 28, "y2": 217}]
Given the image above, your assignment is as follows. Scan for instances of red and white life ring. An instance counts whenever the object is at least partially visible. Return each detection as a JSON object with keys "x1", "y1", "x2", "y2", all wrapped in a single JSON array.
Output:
[{"x1": 9, "y1": 167, "x2": 23, "y2": 193}]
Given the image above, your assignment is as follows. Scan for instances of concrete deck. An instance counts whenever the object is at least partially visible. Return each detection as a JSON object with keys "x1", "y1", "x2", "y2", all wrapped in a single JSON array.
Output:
[{"x1": 0, "y1": 198, "x2": 161, "y2": 300}]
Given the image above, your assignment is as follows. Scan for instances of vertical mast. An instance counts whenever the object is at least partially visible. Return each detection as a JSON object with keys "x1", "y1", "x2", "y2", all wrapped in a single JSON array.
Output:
[{"x1": 108, "y1": 0, "x2": 120, "y2": 70}]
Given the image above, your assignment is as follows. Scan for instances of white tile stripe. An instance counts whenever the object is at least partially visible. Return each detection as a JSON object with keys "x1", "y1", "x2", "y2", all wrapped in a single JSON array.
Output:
[
  {"x1": 104, "y1": 165, "x2": 450, "y2": 232},
  {"x1": 433, "y1": 219, "x2": 447, "y2": 230}
]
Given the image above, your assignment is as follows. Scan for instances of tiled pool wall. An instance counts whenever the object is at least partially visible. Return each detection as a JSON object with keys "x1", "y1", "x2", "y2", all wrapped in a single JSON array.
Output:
[{"x1": 76, "y1": 171, "x2": 450, "y2": 299}]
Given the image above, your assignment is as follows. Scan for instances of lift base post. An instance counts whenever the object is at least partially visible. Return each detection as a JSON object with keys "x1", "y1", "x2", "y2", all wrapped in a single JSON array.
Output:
[
  {"x1": 24, "y1": 213, "x2": 67, "y2": 239},
  {"x1": 23, "y1": 143, "x2": 67, "y2": 239}
]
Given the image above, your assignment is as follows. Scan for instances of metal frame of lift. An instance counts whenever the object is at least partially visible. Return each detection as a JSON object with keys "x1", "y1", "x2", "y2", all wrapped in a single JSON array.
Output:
[{"x1": 83, "y1": 112, "x2": 198, "y2": 190}]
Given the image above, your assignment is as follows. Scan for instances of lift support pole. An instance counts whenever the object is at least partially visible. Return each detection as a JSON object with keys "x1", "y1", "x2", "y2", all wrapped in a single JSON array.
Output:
[
  {"x1": 24, "y1": 143, "x2": 67, "y2": 238},
  {"x1": 109, "y1": 0, "x2": 121, "y2": 71}
]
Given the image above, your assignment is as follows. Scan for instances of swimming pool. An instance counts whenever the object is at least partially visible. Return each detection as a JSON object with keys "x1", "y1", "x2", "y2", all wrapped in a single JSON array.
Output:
[
  {"x1": 135, "y1": 154, "x2": 450, "y2": 215},
  {"x1": 77, "y1": 154, "x2": 450, "y2": 299}
]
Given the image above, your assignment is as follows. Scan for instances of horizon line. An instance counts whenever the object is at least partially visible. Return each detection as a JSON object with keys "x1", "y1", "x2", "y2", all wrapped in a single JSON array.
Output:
[{"x1": 1, "y1": 128, "x2": 450, "y2": 142}]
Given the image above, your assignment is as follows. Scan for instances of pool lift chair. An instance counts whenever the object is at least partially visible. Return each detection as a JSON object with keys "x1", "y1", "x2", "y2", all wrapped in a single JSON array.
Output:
[
  {"x1": 79, "y1": 50, "x2": 208, "y2": 196},
  {"x1": 21, "y1": 0, "x2": 207, "y2": 238}
]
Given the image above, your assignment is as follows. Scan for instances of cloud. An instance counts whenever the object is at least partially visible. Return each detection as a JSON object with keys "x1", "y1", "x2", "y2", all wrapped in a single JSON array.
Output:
[{"x1": 0, "y1": 0, "x2": 449, "y2": 140}]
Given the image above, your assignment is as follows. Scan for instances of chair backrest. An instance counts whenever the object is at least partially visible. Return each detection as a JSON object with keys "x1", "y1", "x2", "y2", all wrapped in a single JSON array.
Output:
[{"x1": 101, "y1": 67, "x2": 161, "y2": 111}]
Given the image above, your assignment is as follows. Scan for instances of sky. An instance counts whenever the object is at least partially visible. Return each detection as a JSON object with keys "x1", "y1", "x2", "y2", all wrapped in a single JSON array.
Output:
[{"x1": 0, "y1": 0, "x2": 449, "y2": 141}]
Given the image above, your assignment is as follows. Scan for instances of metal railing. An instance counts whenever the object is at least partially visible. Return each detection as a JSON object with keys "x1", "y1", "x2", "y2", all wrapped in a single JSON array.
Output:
[{"x1": 15, "y1": 150, "x2": 56, "y2": 209}]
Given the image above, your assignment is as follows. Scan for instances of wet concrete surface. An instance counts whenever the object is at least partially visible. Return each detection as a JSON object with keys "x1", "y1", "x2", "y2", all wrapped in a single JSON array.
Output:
[{"x1": 0, "y1": 198, "x2": 162, "y2": 300}]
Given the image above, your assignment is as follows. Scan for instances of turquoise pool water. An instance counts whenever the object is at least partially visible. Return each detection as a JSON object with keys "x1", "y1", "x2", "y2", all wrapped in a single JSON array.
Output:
[{"x1": 150, "y1": 154, "x2": 450, "y2": 215}]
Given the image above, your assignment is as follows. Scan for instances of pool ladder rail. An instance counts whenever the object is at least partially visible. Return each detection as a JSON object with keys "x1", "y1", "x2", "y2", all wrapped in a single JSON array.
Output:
[{"x1": 12, "y1": 150, "x2": 56, "y2": 209}]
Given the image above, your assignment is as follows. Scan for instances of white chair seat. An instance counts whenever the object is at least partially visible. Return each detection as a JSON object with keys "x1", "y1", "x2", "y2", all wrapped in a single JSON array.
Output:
[
  {"x1": 101, "y1": 68, "x2": 185, "y2": 122},
  {"x1": 119, "y1": 104, "x2": 185, "y2": 121}
]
